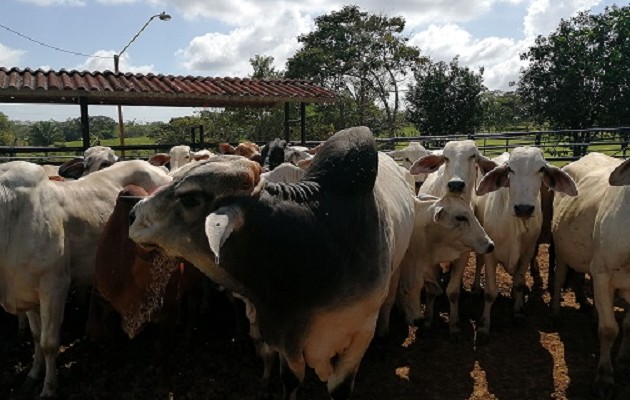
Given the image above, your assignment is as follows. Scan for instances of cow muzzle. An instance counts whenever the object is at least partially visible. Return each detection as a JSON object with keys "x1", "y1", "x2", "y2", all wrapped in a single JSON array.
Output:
[
  {"x1": 514, "y1": 204, "x2": 535, "y2": 218},
  {"x1": 447, "y1": 179, "x2": 465, "y2": 193}
]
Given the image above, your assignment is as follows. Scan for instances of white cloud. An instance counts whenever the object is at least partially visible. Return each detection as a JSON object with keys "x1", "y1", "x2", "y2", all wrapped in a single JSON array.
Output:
[
  {"x1": 524, "y1": 0, "x2": 602, "y2": 37},
  {"x1": 0, "y1": 43, "x2": 26, "y2": 66},
  {"x1": 18, "y1": 0, "x2": 85, "y2": 5},
  {"x1": 409, "y1": 24, "x2": 528, "y2": 90},
  {"x1": 177, "y1": 8, "x2": 313, "y2": 76},
  {"x1": 75, "y1": 50, "x2": 155, "y2": 74}
]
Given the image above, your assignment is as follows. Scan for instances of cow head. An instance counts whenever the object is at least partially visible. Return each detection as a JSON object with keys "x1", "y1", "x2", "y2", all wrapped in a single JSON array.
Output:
[
  {"x1": 424, "y1": 194, "x2": 494, "y2": 255},
  {"x1": 476, "y1": 147, "x2": 577, "y2": 218},
  {"x1": 129, "y1": 156, "x2": 262, "y2": 272},
  {"x1": 168, "y1": 145, "x2": 192, "y2": 171},
  {"x1": 410, "y1": 140, "x2": 496, "y2": 197},
  {"x1": 260, "y1": 138, "x2": 287, "y2": 171},
  {"x1": 83, "y1": 146, "x2": 119, "y2": 175}
]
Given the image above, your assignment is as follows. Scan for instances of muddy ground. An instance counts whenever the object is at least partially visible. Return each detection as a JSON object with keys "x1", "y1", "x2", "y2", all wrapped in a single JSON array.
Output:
[{"x1": 1, "y1": 245, "x2": 629, "y2": 399}]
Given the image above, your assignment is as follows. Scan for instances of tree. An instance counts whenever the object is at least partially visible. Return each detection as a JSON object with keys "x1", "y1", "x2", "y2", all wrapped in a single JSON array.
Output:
[
  {"x1": 518, "y1": 5, "x2": 630, "y2": 128},
  {"x1": 29, "y1": 120, "x2": 64, "y2": 146},
  {"x1": 0, "y1": 112, "x2": 17, "y2": 146},
  {"x1": 406, "y1": 57, "x2": 486, "y2": 136},
  {"x1": 249, "y1": 54, "x2": 282, "y2": 79},
  {"x1": 286, "y1": 5, "x2": 423, "y2": 135},
  {"x1": 481, "y1": 91, "x2": 530, "y2": 132}
]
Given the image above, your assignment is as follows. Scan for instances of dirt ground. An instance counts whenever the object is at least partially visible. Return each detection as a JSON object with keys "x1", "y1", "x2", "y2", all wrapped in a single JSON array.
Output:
[{"x1": 1, "y1": 245, "x2": 629, "y2": 400}]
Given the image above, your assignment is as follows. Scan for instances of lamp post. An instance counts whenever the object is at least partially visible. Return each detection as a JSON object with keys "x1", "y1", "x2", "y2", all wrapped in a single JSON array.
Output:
[{"x1": 114, "y1": 11, "x2": 171, "y2": 157}]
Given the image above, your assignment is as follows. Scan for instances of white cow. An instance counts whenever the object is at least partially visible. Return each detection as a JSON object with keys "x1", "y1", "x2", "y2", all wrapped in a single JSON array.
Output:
[
  {"x1": 0, "y1": 160, "x2": 171, "y2": 397},
  {"x1": 552, "y1": 153, "x2": 630, "y2": 398},
  {"x1": 396, "y1": 193, "x2": 494, "y2": 329},
  {"x1": 83, "y1": 145, "x2": 119, "y2": 175},
  {"x1": 408, "y1": 139, "x2": 497, "y2": 339},
  {"x1": 387, "y1": 141, "x2": 430, "y2": 188},
  {"x1": 474, "y1": 147, "x2": 577, "y2": 344},
  {"x1": 168, "y1": 145, "x2": 193, "y2": 170},
  {"x1": 261, "y1": 162, "x2": 306, "y2": 184}
]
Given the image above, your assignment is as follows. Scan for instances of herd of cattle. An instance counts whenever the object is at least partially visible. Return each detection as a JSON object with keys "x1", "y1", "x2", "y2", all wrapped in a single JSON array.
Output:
[{"x1": 0, "y1": 126, "x2": 628, "y2": 399}]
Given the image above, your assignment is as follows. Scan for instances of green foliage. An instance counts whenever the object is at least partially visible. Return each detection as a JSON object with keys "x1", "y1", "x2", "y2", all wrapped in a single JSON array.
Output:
[
  {"x1": 249, "y1": 55, "x2": 282, "y2": 78},
  {"x1": 286, "y1": 5, "x2": 423, "y2": 135},
  {"x1": 518, "y1": 5, "x2": 630, "y2": 128},
  {"x1": 0, "y1": 112, "x2": 17, "y2": 146},
  {"x1": 481, "y1": 91, "x2": 531, "y2": 132},
  {"x1": 406, "y1": 57, "x2": 486, "y2": 135},
  {"x1": 28, "y1": 120, "x2": 64, "y2": 146}
]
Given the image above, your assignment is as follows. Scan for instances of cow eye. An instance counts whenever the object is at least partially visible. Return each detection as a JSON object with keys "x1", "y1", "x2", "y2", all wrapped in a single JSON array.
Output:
[
  {"x1": 444, "y1": 157, "x2": 450, "y2": 163},
  {"x1": 469, "y1": 154, "x2": 476, "y2": 159},
  {"x1": 455, "y1": 215, "x2": 468, "y2": 223},
  {"x1": 99, "y1": 161, "x2": 112, "y2": 169},
  {"x1": 539, "y1": 166, "x2": 546, "y2": 173},
  {"x1": 506, "y1": 166, "x2": 514, "y2": 174},
  {"x1": 179, "y1": 193, "x2": 201, "y2": 208}
]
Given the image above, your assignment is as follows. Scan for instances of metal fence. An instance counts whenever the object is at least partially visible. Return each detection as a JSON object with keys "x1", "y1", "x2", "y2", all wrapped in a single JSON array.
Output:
[
  {"x1": 1, "y1": 127, "x2": 629, "y2": 165},
  {"x1": 376, "y1": 127, "x2": 630, "y2": 164}
]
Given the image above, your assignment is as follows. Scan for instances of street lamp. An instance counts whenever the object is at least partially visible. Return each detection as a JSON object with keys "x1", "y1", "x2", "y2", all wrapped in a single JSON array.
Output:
[{"x1": 114, "y1": 11, "x2": 171, "y2": 157}]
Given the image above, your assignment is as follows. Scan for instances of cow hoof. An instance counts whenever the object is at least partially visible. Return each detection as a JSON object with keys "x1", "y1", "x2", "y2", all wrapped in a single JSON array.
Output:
[
  {"x1": 512, "y1": 313, "x2": 527, "y2": 328},
  {"x1": 592, "y1": 379, "x2": 615, "y2": 400}
]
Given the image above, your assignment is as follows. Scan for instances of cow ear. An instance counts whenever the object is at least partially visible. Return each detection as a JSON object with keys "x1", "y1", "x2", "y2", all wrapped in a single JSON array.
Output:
[
  {"x1": 410, "y1": 154, "x2": 445, "y2": 175},
  {"x1": 432, "y1": 205, "x2": 444, "y2": 223},
  {"x1": 148, "y1": 153, "x2": 171, "y2": 167},
  {"x1": 205, "y1": 206, "x2": 244, "y2": 265},
  {"x1": 476, "y1": 164, "x2": 509, "y2": 195},
  {"x1": 476, "y1": 154, "x2": 498, "y2": 175},
  {"x1": 542, "y1": 164, "x2": 578, "y2": 196},
  {"x1": 609, "y1": 158, "x2": 630, "y2": 186}
]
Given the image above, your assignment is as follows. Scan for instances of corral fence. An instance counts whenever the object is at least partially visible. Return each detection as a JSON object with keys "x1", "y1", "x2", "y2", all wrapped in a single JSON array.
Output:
[
  {"x1": 376, "y1": 127, "x2": 630, "y2": 165},
  {"x1": 1, "y1": 126, "x2": 629, "y2": 166}
]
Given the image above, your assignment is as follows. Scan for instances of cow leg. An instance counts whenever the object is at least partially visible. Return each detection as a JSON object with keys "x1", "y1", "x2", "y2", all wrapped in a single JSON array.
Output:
[
  {"x1": 422, "y1": 264, "x2": 443, "y2": 331},
  {"x1": 446, "y1": 254, "x2": 468, "y2": 342},
  {"x1": 530, "y1": 244, "x2": 544, "y2": 290},
  {"x1": 327, "y1": 330, "x2": 374, "y2": 400},
  {"x1": 477, "y1": 254, "x2": 498, "y2": 345},
  {"x1": 616, "y1": 289, "x2": 630, "y2": 370},
  {"x1": 375, "y1": 268, "x2": 401, "y2": 338},
  {"x1": 257, "y1": 341, "x2": 278, "y2": 398},
  {"x1": 18, "y1": 312, "x2": 29, "y2": 339},
  {"x1": 592, "y1": 272, "x2": 616, "y2": 400},
  {"x1": 552, "y1": 256, "x2": 570, "y2": 319},
  {"x1": 37, "y1": 277, "x2": 69, "y2": 398},
  {"x1": 280, "y1": 355, "x2": 305, "y2": 400},
  {"x1": 396, "y1": 254, "x2": 425, "y2": 327},
  {"x1": 512, "y1": 251, "x2": 533, "y2": 326},
  {"x1": 24, "y1": 310, "x2": 43, "y2": 392},
  {"x1": 472, "y1": 253, "x2": 484, "y2": 294}
]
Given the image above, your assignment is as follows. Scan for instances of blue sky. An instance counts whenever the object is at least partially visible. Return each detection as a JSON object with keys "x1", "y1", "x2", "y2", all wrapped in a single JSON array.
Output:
[{"x1": 0, "y1": 0, "x2": 617, "y2": 123}]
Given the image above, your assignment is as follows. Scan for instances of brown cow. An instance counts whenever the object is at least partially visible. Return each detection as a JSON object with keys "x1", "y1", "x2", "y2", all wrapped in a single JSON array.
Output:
[{"x1": 86, "y1": 185, "x2": 208, "y2": 344}]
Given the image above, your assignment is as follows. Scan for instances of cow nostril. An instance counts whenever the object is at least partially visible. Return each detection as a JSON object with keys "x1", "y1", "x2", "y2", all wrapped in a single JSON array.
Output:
[
  {"x1": 129, "y1": 209, "x2": 137, "y2": 226},
  {"x1": 514, "y1": 204, "x2": 535, "y2": 217},
  {"x1": 486, "y1": 242, "x2": 495, "y2": 253},
  {"x1": 447, "y1": 180, "x2": 465, "y2": 193}
]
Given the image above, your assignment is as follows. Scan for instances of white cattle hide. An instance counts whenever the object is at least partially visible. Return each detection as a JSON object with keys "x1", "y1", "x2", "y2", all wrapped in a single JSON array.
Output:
[{"x1": 0, "y1": 160, "x2": 171, "y2": 397}]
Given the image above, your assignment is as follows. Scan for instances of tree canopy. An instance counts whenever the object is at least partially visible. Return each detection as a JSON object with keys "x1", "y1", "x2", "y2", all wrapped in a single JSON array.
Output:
[
  {"x1": 286, "y1": 5, "x2": 423, "y2": 135},
  {"x1": 406, "y1": 57, "x2": 486, "y2": 136},
  {"x1": 518, "y1": 5, "x2": 630, "y2": 128}
]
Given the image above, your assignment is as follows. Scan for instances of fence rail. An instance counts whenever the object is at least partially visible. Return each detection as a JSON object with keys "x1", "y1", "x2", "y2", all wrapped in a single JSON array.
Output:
[
  {"x1": 376, "y1": 127, "x2": 630, "y2": 164},
  {"x1": 1, "y1": 127, "x2": 629, "y2": 165}
]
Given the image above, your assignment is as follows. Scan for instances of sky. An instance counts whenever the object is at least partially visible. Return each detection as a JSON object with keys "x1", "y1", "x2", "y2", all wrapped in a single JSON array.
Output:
[{"x1": 0, "y1": 0, "x2": 617, "y2": 123}]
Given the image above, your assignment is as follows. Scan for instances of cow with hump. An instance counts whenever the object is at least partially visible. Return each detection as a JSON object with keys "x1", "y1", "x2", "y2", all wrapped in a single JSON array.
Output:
[
  {"x1": 552, "y1": 153, "x2": 630, "y2": 399},
  {"x1": 0, "y1": 160, "x2": 171, "y2": 398},
  {"x1": 129, "y1": 126, "x2": 414, "y2": 400}
]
